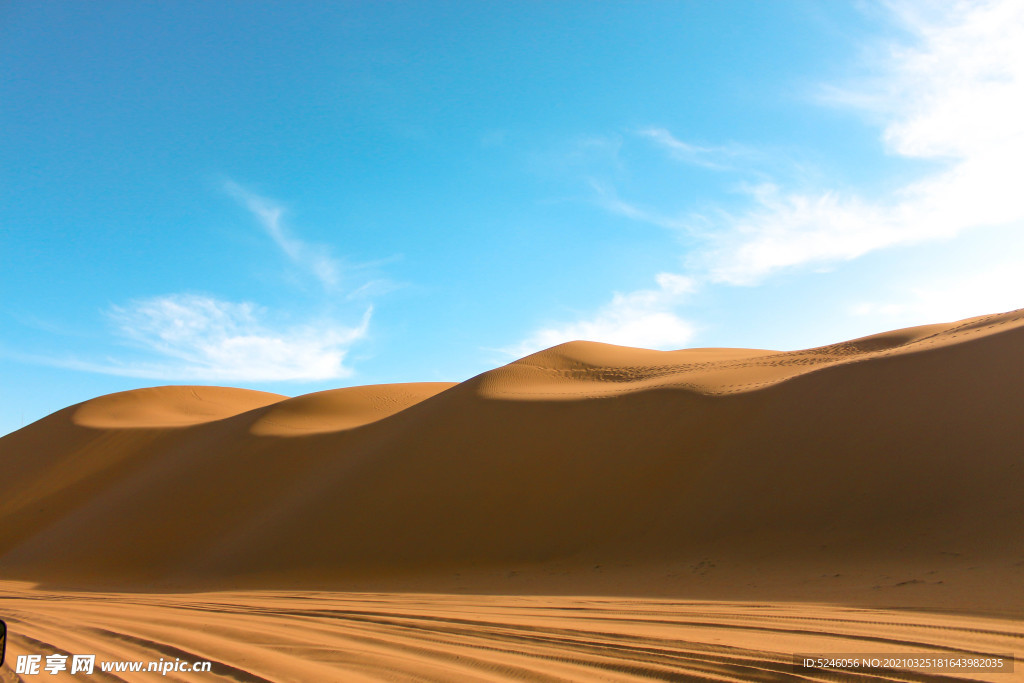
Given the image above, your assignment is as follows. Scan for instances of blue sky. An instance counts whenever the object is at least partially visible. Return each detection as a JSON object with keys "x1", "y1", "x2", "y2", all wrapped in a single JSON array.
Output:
[{"x1": 3, "y1": 1, "x2": 1023, "y2": 435}]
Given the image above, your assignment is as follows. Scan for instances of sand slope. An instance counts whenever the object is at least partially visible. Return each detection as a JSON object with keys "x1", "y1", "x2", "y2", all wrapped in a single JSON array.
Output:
[{"x1": 0, "y1": 310, "x2": 1022, "y2": 614}]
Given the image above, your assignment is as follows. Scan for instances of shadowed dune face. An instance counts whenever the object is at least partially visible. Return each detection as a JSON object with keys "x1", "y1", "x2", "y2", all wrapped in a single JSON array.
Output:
[{"x1": 0, "y1": 309, "x2": 1022, "y2": 616}]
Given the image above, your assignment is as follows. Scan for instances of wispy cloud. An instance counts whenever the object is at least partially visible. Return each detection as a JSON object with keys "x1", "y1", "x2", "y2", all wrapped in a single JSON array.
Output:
[
  {"x1": 589, "y1": 180, "x2": 690, "y2": 231},
  {"x1": 637, "y1": 127, "x2": 750, "y2": 171},
  {"x1": 38, "y1": 185, "x2": 389, "y2": 383},
  {"x1": 503, "y1": 274, "x2": 697, "y2": 358},
  {"x1": 59, "y1": 294, "x2": 371, "y2": 382},
  {"x1": 225, "y1": 181, "x2": 342, "y2": 290}
]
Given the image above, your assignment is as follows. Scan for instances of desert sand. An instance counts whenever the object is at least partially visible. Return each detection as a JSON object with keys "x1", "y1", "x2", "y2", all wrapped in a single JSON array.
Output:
[{"x1": 1, "y1": 309, "x2": 1021, "y2": 680}]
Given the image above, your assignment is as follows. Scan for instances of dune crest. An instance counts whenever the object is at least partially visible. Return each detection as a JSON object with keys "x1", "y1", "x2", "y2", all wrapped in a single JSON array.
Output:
[
  {"x1": 474, "y1": 309, "x2": 1024, "y2": 400},
  {"x1": 71, "y1": 385, "x2": 286, "y2": 428}
]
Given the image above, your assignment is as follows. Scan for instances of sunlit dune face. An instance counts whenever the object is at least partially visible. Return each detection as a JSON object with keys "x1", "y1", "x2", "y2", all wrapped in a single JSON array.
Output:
[{"x1": 70, "y1": 386, "x2": 286, "y2": 429}]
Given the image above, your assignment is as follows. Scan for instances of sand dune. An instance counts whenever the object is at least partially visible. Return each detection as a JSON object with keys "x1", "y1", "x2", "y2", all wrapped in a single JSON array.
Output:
[{"x1": 1, "y1": 309, "x2": 1022, "y2": 679}]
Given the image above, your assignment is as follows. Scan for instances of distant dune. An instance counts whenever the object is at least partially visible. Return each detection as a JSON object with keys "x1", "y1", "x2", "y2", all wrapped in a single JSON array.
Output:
[{"x1": 0, "y1": 309, "x2": 1022, "y2": 614}]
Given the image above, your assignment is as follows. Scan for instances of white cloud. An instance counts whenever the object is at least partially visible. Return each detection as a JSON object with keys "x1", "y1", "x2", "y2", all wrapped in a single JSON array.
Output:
[
  {"x1": 850, "y1": 259, "x2": 1024, "y2": 326},
  {"x1": 697, "y1": 183, "x2": 904, "y2": 284},
  {"x1": 697, "y1": 0, "x2": 1024, "y2": 284},
  {"x1": 505, "y1": 274, "x2": 697, "y2": 357},
  {"x1": 878, "y1": 0, "x2": 1024, "y2": 160},
  {"x1": 589, "y1": 2, "x2": 1024, "y2": 288},
  {"x1": 225, "y1": 181, "x2": 342, "y2": 289},
  {"x1": 66, "y1": 294, "x2": 370, "y2": 382}
]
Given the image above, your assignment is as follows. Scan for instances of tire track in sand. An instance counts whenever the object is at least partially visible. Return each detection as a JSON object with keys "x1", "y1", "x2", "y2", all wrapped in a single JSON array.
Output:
[{"x1": 0, "y1": 589, "x2": 1019, "y2": 682}]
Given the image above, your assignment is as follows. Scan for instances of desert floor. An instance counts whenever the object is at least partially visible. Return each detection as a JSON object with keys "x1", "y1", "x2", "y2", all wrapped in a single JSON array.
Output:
[{"x1": 1, "y1": 583, "x2": 1020, "y2": 682}]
